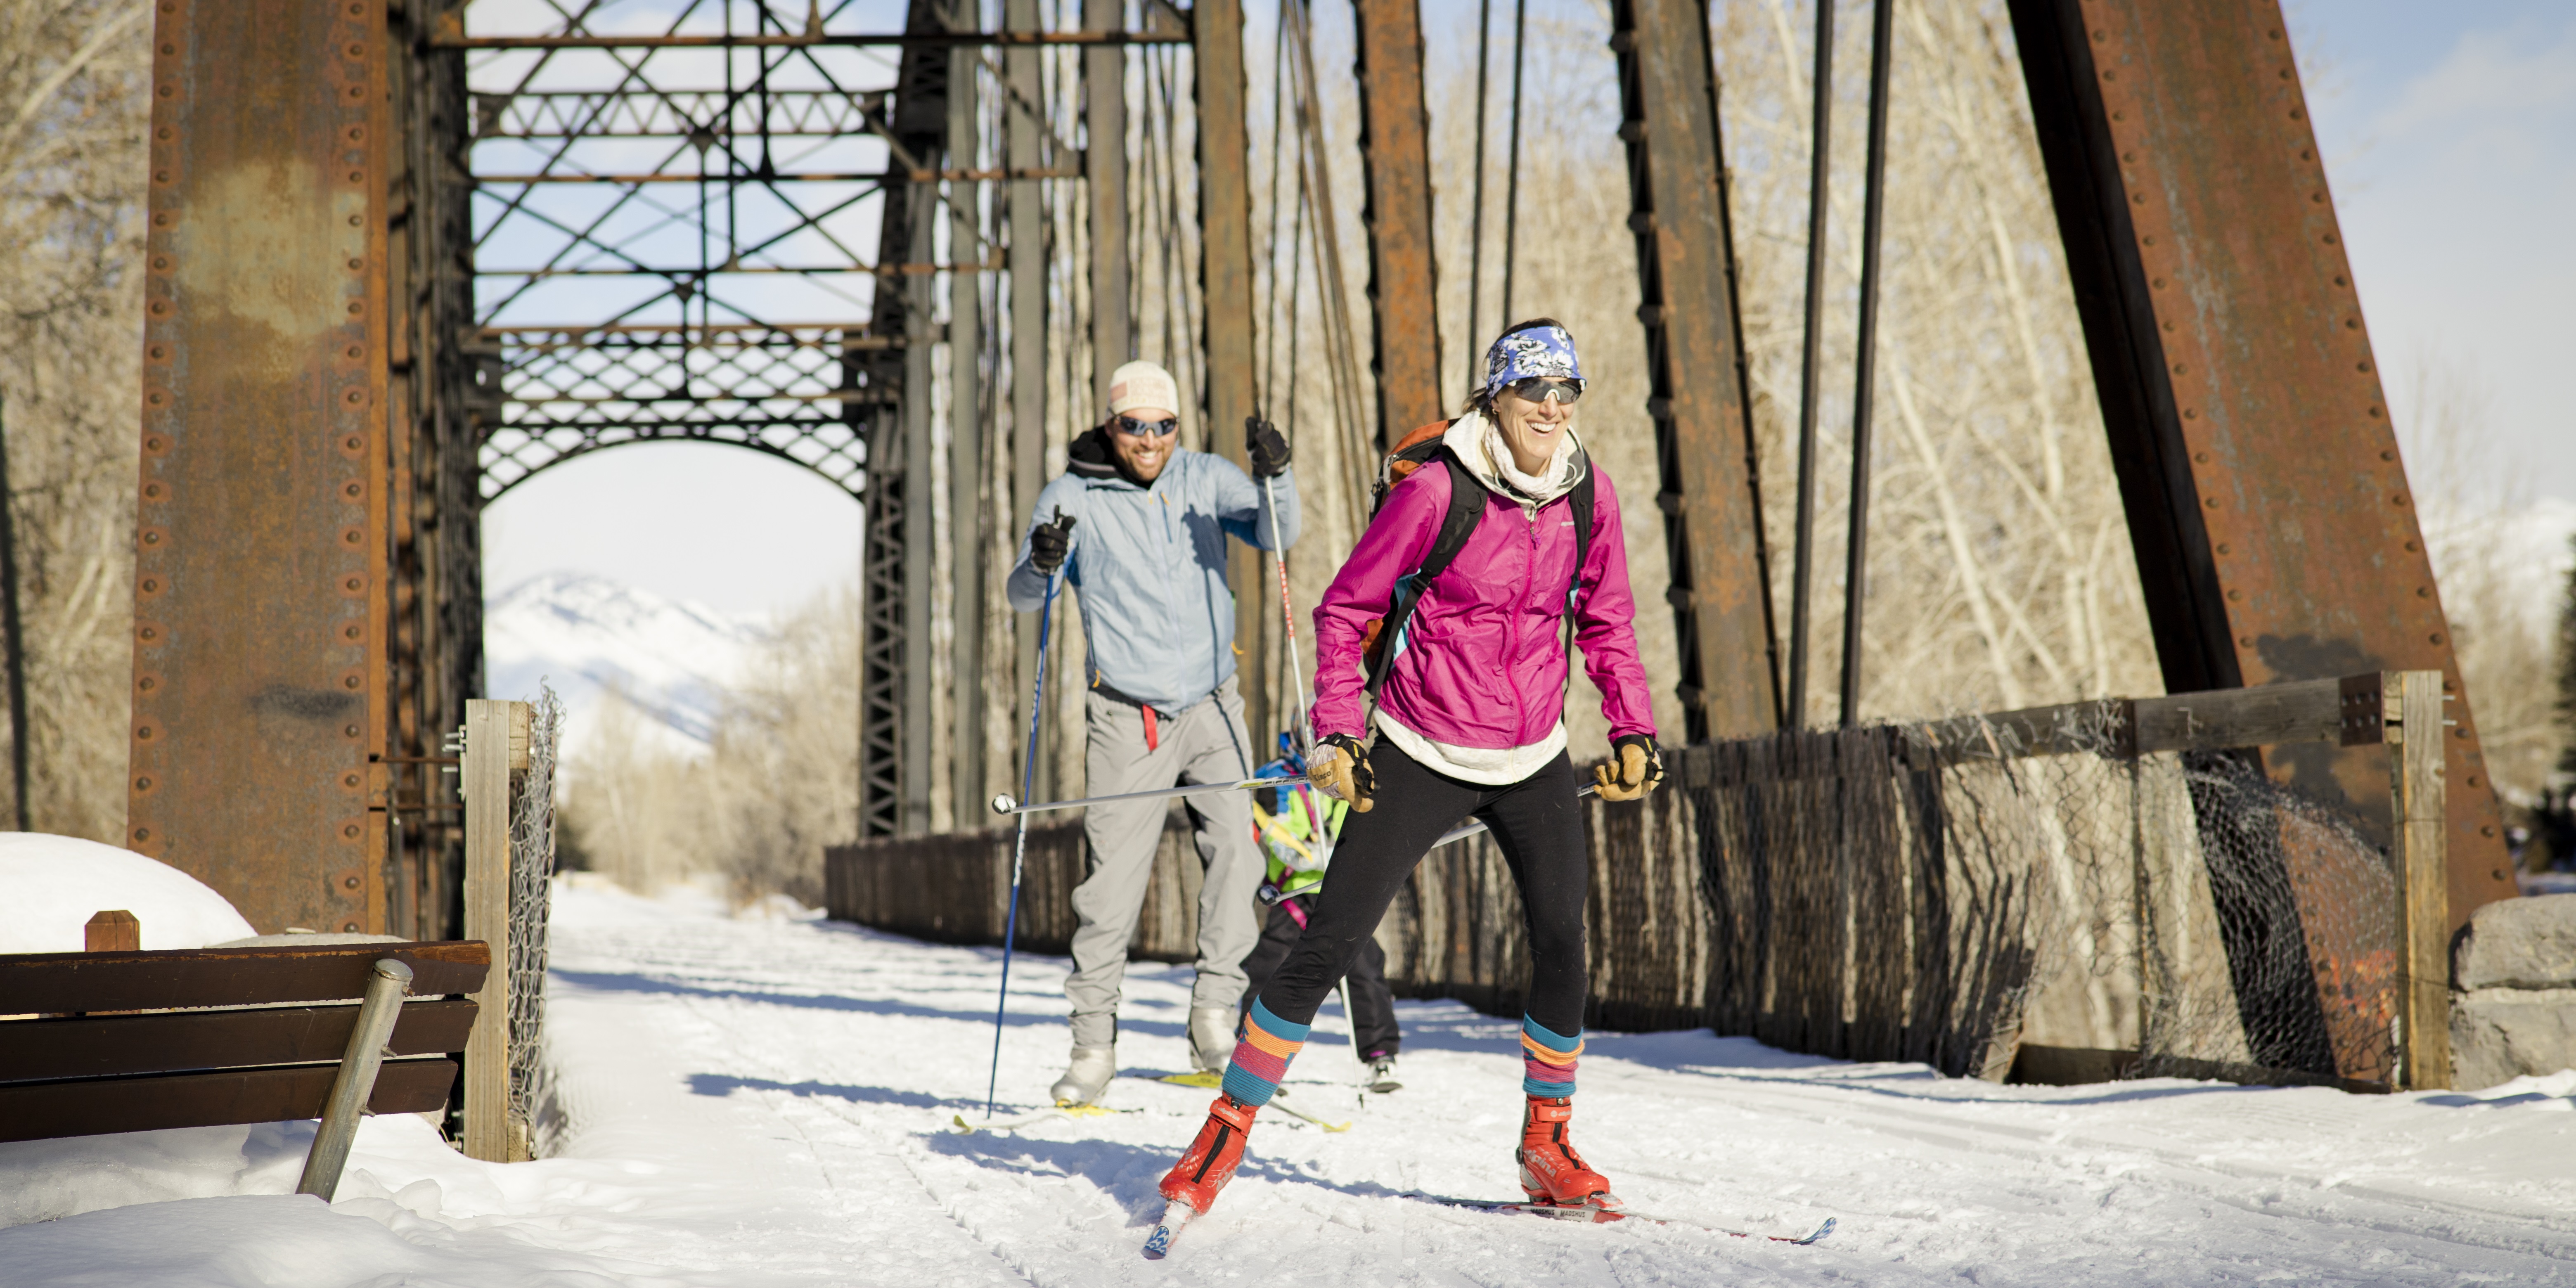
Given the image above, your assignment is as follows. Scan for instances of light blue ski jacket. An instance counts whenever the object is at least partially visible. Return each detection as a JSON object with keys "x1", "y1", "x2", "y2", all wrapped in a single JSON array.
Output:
[{"x1": 1007, "y1": 429, "x2": 1301, "y2": 712}]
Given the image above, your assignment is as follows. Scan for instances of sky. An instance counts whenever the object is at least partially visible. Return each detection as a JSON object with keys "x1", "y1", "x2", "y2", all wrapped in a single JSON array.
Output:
[
  {"x1": 480, "y1": 1, "x2": 2575, "y2": 620},
  {"x1": 2290, "y1": 0, "x2": 2576, "y2": 509}
]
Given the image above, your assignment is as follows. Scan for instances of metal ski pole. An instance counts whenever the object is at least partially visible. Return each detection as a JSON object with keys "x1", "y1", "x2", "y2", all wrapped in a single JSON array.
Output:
[
  {"x1": 1428, "y1": 783, "x2": 1603, "y2": 850},
  {"x1": 988, "y1": 554, "x2": 1065, "y2": 1119},
  {"x1": 1257, "y1": 460, "x2": 1312, "y2": 753},
  {"x1": 989, "y1": 773, "x2": 1300, "y2": 817},
  {"x1": 1335, "y1": 976, "x2": 1367, "y2": 1108}
]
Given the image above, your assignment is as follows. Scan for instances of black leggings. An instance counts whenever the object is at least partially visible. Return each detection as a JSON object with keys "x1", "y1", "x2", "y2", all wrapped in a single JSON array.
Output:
[{"x1": 1255, "y1": 741, "x2": 1589, "y2": 1037}]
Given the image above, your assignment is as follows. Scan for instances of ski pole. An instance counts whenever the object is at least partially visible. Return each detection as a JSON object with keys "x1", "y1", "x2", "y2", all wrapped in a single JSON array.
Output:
[
  {"x1": 989, "y1": 774, "x2": 1299, "y2": 817},
  {"x1": 1428, "y1": 783, "x2": 1602, "y2": 850},
  {"x1": 1257, "y1": 462, "x2": 1312, "y2": 753},
  {"x1": 988, "y1": 547, "x2": 1066, "y2": 1119}
]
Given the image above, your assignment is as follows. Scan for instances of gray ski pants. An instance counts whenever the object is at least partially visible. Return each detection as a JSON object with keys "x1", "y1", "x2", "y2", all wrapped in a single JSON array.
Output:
[{"x1": 1066, "y1": 674, "x2": 1265, "y2": 1049}]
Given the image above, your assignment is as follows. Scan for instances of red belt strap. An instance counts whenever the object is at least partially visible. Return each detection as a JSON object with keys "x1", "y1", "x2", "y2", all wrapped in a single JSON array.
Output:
[{"x1": 1141, "y1": 704, "x2": 1159, "y2": 752}]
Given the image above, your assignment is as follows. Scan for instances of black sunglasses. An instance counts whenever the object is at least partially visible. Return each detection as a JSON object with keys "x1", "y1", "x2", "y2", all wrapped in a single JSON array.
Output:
[
  {"x1": 1113, "y1": 414, "x2": 1180, "y2": 437},
  {"x1": 1501, "y1": 377, "x2": 1583, "y2": 405}
]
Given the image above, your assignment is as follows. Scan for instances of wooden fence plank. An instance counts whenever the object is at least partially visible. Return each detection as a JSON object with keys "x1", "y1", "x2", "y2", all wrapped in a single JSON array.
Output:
[
  {"x1": 0, "y1": 999, "x2": 476, "y2": 1084},
  {"x1": 0, "y1": 942, "x2": 488, "y2": 1013},
  {"x1": 0, "y1": 1057, "x2": 459, "y2": 1144}
]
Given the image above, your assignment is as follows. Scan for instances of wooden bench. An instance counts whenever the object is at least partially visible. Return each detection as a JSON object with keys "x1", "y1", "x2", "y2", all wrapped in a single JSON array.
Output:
[{"x1": 0, "y1": 940, "x2": 489, "y2": 1153}]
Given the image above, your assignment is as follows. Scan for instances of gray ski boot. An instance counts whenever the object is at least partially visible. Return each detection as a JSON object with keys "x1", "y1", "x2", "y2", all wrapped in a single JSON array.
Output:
[
  {"x1": 1051, "y1": 1045, "x2": 1116, "y2": 1107},
  {"x1": 1189, "y1": 1007, "x2": 1236, "y2": 1073}
]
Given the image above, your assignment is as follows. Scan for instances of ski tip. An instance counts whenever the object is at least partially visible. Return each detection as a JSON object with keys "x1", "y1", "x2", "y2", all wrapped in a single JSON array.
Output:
[
  {"x1": 1793, "y1": 1216, "x2": 1836, "y2": 1245},
  {"x1": 1321, "y1": 1118, "x2": 1353, "y2": 1133},
  {"x1": 950, "y1": 1114, "x2": 975, "y2": 1135},
  {"x1": 1060, "y1": 1103, "x2": 1116, "y2": 1118},
  {"x1": 1158, "y1": 1071, "x2": 1224, "y2": 1089},
  {"x1": 1142, "y1": 1200, "x2": 1195, "y2": 1260}
]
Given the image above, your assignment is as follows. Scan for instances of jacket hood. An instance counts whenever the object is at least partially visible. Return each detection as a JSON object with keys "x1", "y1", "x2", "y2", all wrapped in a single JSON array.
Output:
[
  {"x1": 1070, "y1": 425, "x2": 1171, "y2": 490},
  {"x1": 1440, "y1": 410, "x2": 1589, "y2": 511}
]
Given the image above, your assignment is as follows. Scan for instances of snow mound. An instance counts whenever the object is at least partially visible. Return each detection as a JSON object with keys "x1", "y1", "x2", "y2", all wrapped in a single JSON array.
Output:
[{"x1": 0, "y1": 834, "x2": 256, "y2": 953}]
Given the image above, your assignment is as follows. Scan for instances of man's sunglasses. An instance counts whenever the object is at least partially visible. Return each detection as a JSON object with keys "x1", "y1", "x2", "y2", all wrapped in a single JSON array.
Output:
[
  {"x1": 1113, "y1": 414, "x2": 1181, "y2": 437},
  {"x1": 1501, "y1": 377, "x2": 1583, "y2": 405}
]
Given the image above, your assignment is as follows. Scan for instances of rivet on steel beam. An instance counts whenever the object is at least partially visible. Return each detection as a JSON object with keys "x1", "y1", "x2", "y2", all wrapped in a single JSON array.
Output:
[
  {"x1": 2430, "y1": 632, "x2": 2446, "y2": 645},
  {"x1": 135, "y1": 723, "x2": 154, "y2": 739},
  {"x1": 2403, "y1": 539, "x2": 2420, "y2": 551},
  {"x1": 2193, "y1": 451, "x2": 2208, "y2": 463},
  {"x1": 2216, "y1": 543, "x2": 2232, "y2": 555},
  {"x1": 2391, "y1": 493, "x2": 2408, "y2": 507},
  {"x1": 2184, "y1": 409, "x2": 2197, "y2": 419},
  {"x1": 2238, "y1": 636, "x2": 2252, "y2": 648},
  {"x1": 2204, "y1": 497, "x2": 2219, "y2": 509},
  {"x1": 341, "y1": 435, "x2": 363, "y2": 453},
  {"x1": 2416, "y1": 586, "x2": 2430, "y2": 597},
  {"x1": 343, "y1": 774, "x2": 361, "y2": 789},
  {"x1": 2227, "y1": 589, "x2": 2242, "y2": 601},
  {"x1": 135, "y1": 777, "x2": 152, "y2": 791},
  {"x1": 343, "y1": 824, "x2": 361, "y2": 839},
  {"x1": 139, "y1": 578, "x2": 159, "y2": 594},
  {"x1": 143, "y1": 435, "x2": 167, "y2": 453},
  {"x1": 147, "y1": 344, "x2": 168, "y2": 361},
  {"x1": 346, "y1": 302, "x2": 363, "y2": 315},
  {"x1": 147, "y1": 300, "x2": 170, "y2": 317},
  {"x1": 2367, "y1": 405, "x2": 2382, "y2": 418},
  {"x1": 348, "y1": 215, "x2": 362, "y2": 226},
  {"x1": 345, "y1": 724, "x2": 361, "y2": 737},
  {"x1": 134, "y1": 827, "x2": 150, "y2": 841}
]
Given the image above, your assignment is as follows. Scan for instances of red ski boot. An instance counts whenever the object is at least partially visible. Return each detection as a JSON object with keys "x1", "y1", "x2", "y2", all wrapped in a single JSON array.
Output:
[
  {"x1": 1158, "y1": 1094, "x2": 1260, "y2": 1215},
  {"x1": 1516, "y1": 1096, "x2": 1620, "y2": 1212}
]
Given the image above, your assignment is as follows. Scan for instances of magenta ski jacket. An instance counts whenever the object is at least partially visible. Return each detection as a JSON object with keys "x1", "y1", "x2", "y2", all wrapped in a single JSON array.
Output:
[{"x1": 1309, "y1": 455, "x2": 1656, "y2": 751}]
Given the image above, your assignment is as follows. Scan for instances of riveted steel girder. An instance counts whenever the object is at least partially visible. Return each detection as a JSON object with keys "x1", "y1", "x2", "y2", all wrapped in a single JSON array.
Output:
[
  {"x1": 1610, "y1": 0, "x2": 1780, "y2": 742},
  {"x1": 1351, "y1": 0, "x2": 1443, "y2": 446},
  {"x1": 2009, "y1": 0, "x2": 2513, "y2": 933},
  {"x1": 132, "y1": 0, "x2": 393, "y2": 933}
]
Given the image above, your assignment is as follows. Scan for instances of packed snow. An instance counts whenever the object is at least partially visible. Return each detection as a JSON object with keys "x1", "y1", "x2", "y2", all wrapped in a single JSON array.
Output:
[
  {"x1": 6, "y1": 877, "x2": 2574, "y2": 1285},
  {"x1": 483, "y1": 572, "x2": 767, "y2": 750},
  {"x1": 0, "y1": 833, "x2": 255, "y2": 953}
]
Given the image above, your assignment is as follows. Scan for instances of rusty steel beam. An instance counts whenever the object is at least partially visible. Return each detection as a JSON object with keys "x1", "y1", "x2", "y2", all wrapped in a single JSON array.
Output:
[
  {"x1": 1194, "y1": 0, "x2": 1270, "y2": 747},
  {"x1": 2008, "y1": 0, "x2": 2513, "y2": 932},
  {"x1": 133, "y1": 0, "x2": 393, "y2": 933},
  {"x1": 1609, "y1": 0, "x2": 1779, "y2": 742},
  {"x1": 1350, "y1": 0, "x2": 1443, "y2": 446}
]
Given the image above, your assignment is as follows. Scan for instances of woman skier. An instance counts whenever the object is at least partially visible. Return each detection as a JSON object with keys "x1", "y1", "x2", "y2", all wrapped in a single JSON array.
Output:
[{"x1": 1152, "y1": 318, "x2": 1664, "y2": 1233}]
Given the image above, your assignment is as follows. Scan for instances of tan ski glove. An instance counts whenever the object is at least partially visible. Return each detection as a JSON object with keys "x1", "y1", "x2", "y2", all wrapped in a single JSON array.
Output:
[
  {"x1": 1593, "y1": 734, "x2": 1665, "y2": 802},
  {"x1": 1308, "y1": 733, "x2": 1376, "y2": 812}
]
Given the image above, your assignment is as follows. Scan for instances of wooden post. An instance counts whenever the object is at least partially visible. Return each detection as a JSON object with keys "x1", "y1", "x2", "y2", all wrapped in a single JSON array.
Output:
[
  {"x1": 459, "y1": 698, "x2": 518, "y2": 1159},
  {"x1": 2387, "y1": 669, "x2": 2450, "y2": 1089},
  {"x1": 84, "y1": 910, "x2": 140, "y2": 953}
]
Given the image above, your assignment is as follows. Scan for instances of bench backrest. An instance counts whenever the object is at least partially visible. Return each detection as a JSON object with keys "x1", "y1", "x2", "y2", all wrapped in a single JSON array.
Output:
[{"x1": 0, "y1": 940, "x2": 489, "y2": 1143}]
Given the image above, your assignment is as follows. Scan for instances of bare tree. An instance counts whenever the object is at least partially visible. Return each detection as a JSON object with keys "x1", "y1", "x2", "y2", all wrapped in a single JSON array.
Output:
[{"x1": 0, "y1": 0, "x2": 147, "y2": 839}]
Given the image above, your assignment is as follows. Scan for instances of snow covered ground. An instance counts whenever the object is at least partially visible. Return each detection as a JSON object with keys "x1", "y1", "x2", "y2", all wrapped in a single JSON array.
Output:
[{"x1": 7, "y1": 879, "x2": 2576, "y2": 1286}]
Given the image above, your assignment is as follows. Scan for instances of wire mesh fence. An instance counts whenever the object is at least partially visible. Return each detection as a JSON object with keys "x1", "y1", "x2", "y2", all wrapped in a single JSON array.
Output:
[
  {"x1": 505, "y1": 685, "x2": 561, "y2": 1131},
  {"x1": 827, "y1": 681, "x2": 2413, "y2": 1088}
]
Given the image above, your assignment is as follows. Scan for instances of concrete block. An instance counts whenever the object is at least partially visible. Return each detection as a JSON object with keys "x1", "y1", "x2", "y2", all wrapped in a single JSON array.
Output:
[
  {"x1": 2451, "y1": 988, "x2": 2576, "y2": 1091},
  {"x1": 2452, "y1": 894, "x2": 2576, "y2": 991}
]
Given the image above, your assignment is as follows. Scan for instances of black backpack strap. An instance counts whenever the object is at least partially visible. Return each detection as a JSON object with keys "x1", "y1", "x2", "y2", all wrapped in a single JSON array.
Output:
[
  {"x1": 1560, "y1": 469, "x2": 1597, "y2": 701},
  {"x1": 1364, "y1": 449, "x2": 1485, "y2": 703}
]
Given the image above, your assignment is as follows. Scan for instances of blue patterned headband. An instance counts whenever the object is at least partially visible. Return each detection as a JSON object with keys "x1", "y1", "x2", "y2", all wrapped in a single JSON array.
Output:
[{"x1": 1483, "y1": 324, "x2": 1582, "y2": 395}]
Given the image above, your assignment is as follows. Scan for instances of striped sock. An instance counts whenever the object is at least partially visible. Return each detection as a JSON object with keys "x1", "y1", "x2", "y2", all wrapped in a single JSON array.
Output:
[
  {"x1": 1521, "y1": 1016, "x2": 1582, "y2": 1097},
  {"x1": 1221, "y1": 999, "x2": 1309, "y2": 1107}
]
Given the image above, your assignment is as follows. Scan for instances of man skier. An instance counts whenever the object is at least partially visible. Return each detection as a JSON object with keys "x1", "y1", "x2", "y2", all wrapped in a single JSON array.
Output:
[{"x1": 1006, "y1": 359, "x2": 1301, "y2": 1107}]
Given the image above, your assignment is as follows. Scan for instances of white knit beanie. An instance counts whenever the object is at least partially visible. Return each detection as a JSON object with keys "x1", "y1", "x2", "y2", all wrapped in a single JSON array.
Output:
[{"x1": 1106, "y1": 360, "x2": 1181, "y2": 417}]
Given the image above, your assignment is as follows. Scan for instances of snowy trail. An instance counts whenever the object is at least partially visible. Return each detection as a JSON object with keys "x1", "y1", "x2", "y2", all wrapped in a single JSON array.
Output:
[{"x1": 6, "y1": 880, "x2": 2575, "y2": 1285}]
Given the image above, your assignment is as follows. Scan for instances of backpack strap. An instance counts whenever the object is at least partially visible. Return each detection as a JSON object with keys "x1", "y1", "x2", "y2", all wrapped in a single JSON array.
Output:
[
  {"x1": 1560, "y1": 468, "x2": 1597, "y2": 701},
  {"x1": 1362, "y1": 449, "x2": 1484, "y2": 703}
]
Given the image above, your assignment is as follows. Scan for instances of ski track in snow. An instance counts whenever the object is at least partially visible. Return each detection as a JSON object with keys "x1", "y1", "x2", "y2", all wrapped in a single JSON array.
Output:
[{"x1": 7, "y1": 879, "x2": 2576, "y2": 1286}]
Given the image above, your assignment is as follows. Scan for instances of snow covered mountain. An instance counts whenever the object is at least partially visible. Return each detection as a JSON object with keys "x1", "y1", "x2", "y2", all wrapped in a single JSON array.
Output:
[{"x1": 483, "y1": 572, "x2": 767, "y2": 751}]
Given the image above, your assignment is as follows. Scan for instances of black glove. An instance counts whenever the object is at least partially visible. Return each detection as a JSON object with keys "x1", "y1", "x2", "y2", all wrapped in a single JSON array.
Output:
[
  {"x1": 1246, "y1": 416, "x2": 1291, "y2": 479},
  {"x1": 1028, "y1": 507, "x2": 1076, "y2": 576},
  {"x1": 1593, "y1": 734, "x2": 1665, "y2": 802}
]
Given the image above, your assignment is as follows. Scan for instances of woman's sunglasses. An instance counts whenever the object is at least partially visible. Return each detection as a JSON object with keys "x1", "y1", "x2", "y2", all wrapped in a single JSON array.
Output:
[
  {"x1": 1501, "y1": 377, "x2": 1583, "y2": 405},
  {"x1": 1113, "y1": 414, "x2": 1181, "y2": 437}
]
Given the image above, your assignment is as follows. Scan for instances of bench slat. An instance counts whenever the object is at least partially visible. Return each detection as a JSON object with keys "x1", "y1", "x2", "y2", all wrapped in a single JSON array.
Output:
[
  {"x1": 0, "y1": 998, "x2": 477, "y2": 1084},
  {"x1": 0, "y1": 941, "x2": 488, "y2": 1012},
  {"x1": 0, "y1": 1056, "x2": 459, "y2": 1144}
]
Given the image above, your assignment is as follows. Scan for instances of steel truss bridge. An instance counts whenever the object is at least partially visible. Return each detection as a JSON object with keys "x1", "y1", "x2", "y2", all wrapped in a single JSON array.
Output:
[{"x1": 129, "y1": 0, "x2": 2511, "y2": 953}]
